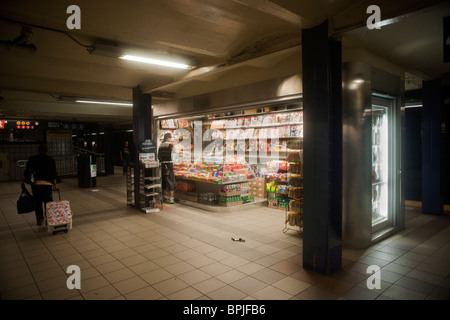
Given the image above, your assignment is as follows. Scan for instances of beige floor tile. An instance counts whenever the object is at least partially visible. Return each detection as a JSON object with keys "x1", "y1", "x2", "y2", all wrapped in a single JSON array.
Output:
[
  {"x1": 252, "y1": 268, "x2": 290, "y2": 284},
  {"x1": 28, "y1": 259, "x2": 62, "y2": 274},
  {"x1": 200, "y1": 262, "x2": 232, "y2": 276},
  {"x1": 95, "y1": 260, "x2": 126, "y2": 274},
  {"x1": 251, "y1": 285, "x2": 293, "y2": 300},
  {"x1": 103, "y1": 268, "x2": 136, "y2": 284},
  {"x1": 41, "y1": 286, "x2": 83, "y2": 300},
  {"x1": 220, "y1": 255, "x2": 251, "y2": 269},
  {"x1": 193, "y1": 278, "x2": 227, "y2": 294},
  {"x1": 141, "y1": 248, "x2": 170, "y2": 260},
  {"x1": 177, "y1": 269, "x2": 212, "y2": 285},
  {"x1": 186, "y1": 255, "x2": 216, "y2": 268},
  {"x1": 129, "y1": 260, "x2": 160, "y2": 275},
  {"x1": 152, "y1": 277, "x2": 189, "y2": 296},
  {"x1": 80, "y1": 266, "x2": 101, "y2": 281},
  {"x1": 153, "y1": 254, "x2": 182, "y2": 267},
  {"x1": 113, "y1": 276, "x2": 149, "y2": 295},
  {"x1": 120, "y1": 254, "x2": 149, "y2": 267},
  {"x1": 1, "y1": 175, "x2": 449, "y2": 302},
  {"x1": 82, "y1": 285, "x2": 122, "y2": 300},
  {"x1": 406, "y1": 268, "x2": 445, "y2": 285},
  {"x1": 269, "y1": 260, "x2": 301, "y2": 275},
  {"x1": 0, "y1": 272, "x2": 37, "y2": 292},
  {"x1": 124, "y1": 286, "x2": 163, "y2": 300},
  {"x1": 230, "y1": 276, "x2": 268, "y2": 295},
  {"x1": 295, "y1": 286, "x2": 340, "y2": 300},
  {"x1": 80, "y1": 275, "x2": 110, "y2": 293},
  {"x1": 173, "y1": 248, "x2": 202, "y2": 261},
  {"x1": 207, "y1": 285, "x2": 247, "y2": 300},
  {"x1": 215, "y1": 269, "x2": 247, "y2": 284},
  {"x1": 167, "y1": 287, "x2": 204, "y2": 300},
  {"x1": 32, "y1": 266, "x2": 66, "y2": 283},
  {"x1": 110, "y1": 248, "x2": 139, "y2": 260},
  {"x1": 89, "y1": 254, "x2": 117, "y2": 267},
  {"x1": 382, "y1": 284, "x2": 426, "y2": 300},
  {"x1": 2, "y1": 283, "x2": 41, "y2": 300},
  {"x1": 140, "y1": 268, "x2": 173, "y2": 285},
  {"x1": 272, "y1": 276, "x2": 311, "y2": 295},
  {"x1": 165, "y1": 261, "x2": 196, "y2": 276}
]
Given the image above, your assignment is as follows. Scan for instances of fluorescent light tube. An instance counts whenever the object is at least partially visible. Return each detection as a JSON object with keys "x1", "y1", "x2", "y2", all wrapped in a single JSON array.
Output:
[
  {"x1": 76, "y1": 100, "x2": 133, "y2": 107},
  {"x1": 120, "y1": 54, "x2": 192, "y2": 70}
]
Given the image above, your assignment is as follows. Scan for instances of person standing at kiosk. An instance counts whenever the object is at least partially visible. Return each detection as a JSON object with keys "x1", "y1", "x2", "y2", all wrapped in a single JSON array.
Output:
[{"x1": 158, "y1": 133, "x2": 176, "y2": 204}]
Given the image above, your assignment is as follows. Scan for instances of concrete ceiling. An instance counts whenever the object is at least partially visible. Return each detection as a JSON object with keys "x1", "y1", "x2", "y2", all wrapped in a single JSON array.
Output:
[{"x1": 0, "y1": 0, "x2": 449, "y2": 129}]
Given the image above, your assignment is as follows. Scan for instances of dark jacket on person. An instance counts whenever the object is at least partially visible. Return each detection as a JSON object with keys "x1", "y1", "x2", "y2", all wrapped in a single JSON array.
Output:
[
  {"x1": 158, "y1": 141, "x2": 174, "y2": 162},
  {"x1": 24, "y1": 153, "x2": 58, "y2": 184}
]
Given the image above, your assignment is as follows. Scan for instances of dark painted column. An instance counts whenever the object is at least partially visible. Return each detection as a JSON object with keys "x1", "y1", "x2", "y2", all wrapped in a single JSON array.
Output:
[
  {"x1": 422, "y1": 79, "x2": 443, "y2": 215},
  {"x1": 104, "y1": 126, "x2": 115, "y2": 175},
  {"x1": 302, "y1": 20, "x2": 342, "y2": 275},
  {"x1": 133, "y1": 86, "x2": 153, "y2": 208}
]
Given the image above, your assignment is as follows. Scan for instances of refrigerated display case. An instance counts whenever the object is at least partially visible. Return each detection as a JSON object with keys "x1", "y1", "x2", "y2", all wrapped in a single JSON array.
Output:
[
  {"x1": 343, "y1": 61, "x2": 404, "y2": 249},
  {"x1": 371, "y1": 96, "x2": 401, "y2": 235},
  {"x1": 371, "y1": 105, "x2": 389, "y2": 225}
]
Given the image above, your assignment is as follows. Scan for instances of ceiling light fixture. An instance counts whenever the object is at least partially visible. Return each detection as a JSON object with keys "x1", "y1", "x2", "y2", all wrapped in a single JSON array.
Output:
[
  {"x1": 119, "y1": 54, "x2": 192, "y2": 70},
  {"x1": 75, "y1": 100, "x2": 133, "y2": 107},
  {"x1": 88, "y1": 42, "x2": 195, "y2": 70},
  {"x1": 59, "y1": 96, "x2": 132, "y2": 107}
]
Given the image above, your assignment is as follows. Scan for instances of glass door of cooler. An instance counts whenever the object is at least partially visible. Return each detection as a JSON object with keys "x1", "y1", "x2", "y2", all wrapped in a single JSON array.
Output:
[{"x1": 371, "y1": 96, "x2": 398, "y2": 233}]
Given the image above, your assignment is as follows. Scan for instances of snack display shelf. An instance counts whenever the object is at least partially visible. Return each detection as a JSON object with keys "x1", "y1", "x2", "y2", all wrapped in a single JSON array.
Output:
[{"x1": 175, "y1": 176, "x2": 251, "y2": 185}]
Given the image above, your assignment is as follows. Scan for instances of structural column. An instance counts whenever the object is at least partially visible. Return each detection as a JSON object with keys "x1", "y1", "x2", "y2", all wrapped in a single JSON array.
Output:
[
  {"x1": 132, "y1": 86, "x2": 153, "y2": 208},
  {"x1": 103, "y1": 126, "x2": 115, "y2": 175},
  {"x1": 302, "y1": 20, "x2": 342, "y2": 275},
  {"x1": 422, "y1": 79, "x2": 443, "y2": 215}
]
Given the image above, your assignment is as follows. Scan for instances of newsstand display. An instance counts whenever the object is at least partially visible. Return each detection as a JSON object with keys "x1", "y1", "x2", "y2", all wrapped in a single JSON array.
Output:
[{"x1": 155, "y1": 105, "x2": 303, "y2": 213}]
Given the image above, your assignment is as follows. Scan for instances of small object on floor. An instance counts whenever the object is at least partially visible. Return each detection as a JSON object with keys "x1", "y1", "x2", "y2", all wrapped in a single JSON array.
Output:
[{"x1": 231, "y1": 237, "x2": 245, "y2": 242}]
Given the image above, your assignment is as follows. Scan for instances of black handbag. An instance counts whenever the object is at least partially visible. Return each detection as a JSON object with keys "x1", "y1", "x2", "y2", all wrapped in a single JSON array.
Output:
[
  {"x1": 17, "y1": 187, "x2": 35, "y2": 214},
  {"x1": 24, "y1": 157, "x2": 36, "y2": 185}
]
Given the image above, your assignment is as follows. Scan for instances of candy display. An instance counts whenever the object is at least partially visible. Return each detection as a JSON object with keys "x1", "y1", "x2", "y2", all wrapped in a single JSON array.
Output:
[
  {"x1": 158, "y1": 109, "x2": 303, "y2": 211},
  {"x1": 174, "y1": 155, "x2": 255, "y2": 184}
]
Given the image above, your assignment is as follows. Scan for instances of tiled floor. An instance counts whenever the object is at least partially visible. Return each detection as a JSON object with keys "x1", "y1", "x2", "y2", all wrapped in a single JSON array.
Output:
[{"x1": 1, "y1": 169, "x2": 449, "y2": 300}]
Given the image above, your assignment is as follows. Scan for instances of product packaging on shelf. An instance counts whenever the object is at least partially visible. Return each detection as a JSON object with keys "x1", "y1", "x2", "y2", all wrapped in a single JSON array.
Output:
[{"x1": 175, "y1": 154, "x2": 255, "y2": 184}]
